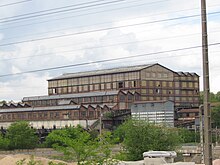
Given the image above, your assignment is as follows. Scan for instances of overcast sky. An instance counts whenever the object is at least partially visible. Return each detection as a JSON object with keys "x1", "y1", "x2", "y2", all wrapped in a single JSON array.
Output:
[{"x1": 0, "y1": 0, "x2": 220, "y2": 101}]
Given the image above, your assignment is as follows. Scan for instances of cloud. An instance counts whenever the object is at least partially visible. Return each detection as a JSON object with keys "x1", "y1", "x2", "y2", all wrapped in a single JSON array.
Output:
[{"x1": 0, "y1": 0, "x2": 220, "y2": 102}]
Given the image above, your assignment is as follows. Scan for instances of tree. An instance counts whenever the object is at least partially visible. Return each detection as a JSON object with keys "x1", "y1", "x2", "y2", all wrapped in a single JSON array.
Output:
[
  {"x1": 46, "y1": 126, "x2": 117, "y2": 165},
  {"x1": 114, "y1": 119, "x2": 181, "y2": 161},
  {"x1": 45, "y1": 126, "x2": 98, "y2": 164},
  {"x1": 6, "y1": 121, "x2": 38, "y2": 149},
  {"x1": 0, "y1": 133, "x2": 9, "y2": 150},
  {"x1": 178, "y1": 128, "x2": 199, "y2": 143},
  {"x1": 212, "y1": 105, "x2": 220, "y2": 127}
]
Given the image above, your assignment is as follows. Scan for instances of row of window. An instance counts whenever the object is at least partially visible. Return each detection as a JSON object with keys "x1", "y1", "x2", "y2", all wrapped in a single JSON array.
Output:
[
  {"x1": 141, "y1": 80, "x2": 199, "y2": 88},
  {"x1": 49, "y1": 81, "x2": 137, "y2": 94},
  {"x1": 141, "y1": 89, "x2": 199, "y2": 95},
  {"x1": 140, "y1": 96, "x2": 199, "y2": 102},
  {"x1": 0, "y1": 111, "x2": 101, "y2": 121},
  {"x1": 28, "y1": 93, "x2": 140, "y2": 107},
  {"x1": 48, "y1": 72, "x2": 139, "y2": 87}
]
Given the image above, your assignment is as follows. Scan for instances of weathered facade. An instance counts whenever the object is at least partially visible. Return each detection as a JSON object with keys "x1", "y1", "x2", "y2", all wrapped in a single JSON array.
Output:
[
  {"x1": 131, "y1": 100, "x2": 174, "y2": 126},
  {"x1": 0, "y1": 63, "x2": 200, "y2": 129},
  {"x1": 46, "y1": 63, "x2": 200, "y2": 108}
]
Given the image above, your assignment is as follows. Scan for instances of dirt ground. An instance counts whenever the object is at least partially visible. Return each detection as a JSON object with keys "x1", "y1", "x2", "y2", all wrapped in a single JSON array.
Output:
[{"x1": 0, "y1": 154, "x2": 77, "y2": 165}]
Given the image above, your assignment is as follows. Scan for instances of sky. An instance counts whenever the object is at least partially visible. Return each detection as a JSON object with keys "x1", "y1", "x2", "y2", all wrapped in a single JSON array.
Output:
[{"x1": 0, "y1": 0, "x2": 220, "y2": 101}]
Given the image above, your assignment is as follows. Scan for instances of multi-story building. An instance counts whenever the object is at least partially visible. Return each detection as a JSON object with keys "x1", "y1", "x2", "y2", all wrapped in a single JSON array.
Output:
[
  {"x1": 0, "y1": 63, "x2": 200, "y2": 129},
  {"x1": 45, "y1": 63, "x2": 199, "y2": 108}
]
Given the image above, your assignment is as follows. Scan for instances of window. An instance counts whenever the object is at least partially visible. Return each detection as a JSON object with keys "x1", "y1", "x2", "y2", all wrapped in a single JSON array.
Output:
[
  {"x1": 155, "y1": 89, "x2": 160, "y2": 94},
  {"x1": 94, "y1": 84, "x2": 100, "y2": 90},
  {"x1": 78, "y1": 86, "x2": 82, "y2": 92},
  {"x1": 83, "y1": 85, "x2": 88, "y2": 91},
  {"x1": 175, "y1": 82, "x2": 179, "y2": 88},
  {"x1": 149, "y1": 89, "x2": 154, "y2": 94},
  {"x1": 101, "y1": 84, "x2": 105, "y2": 90},
  {"x1": 96, "y1": 96, "x2": 103, "y2": 102},
  {"x1": 141, "y1": 81, "x2": 146, "y2": 86},
  {"x1": 128, "y1": 94, "x2": 133, "y2": 101},
  {"x1": 149, "y1": 81, "x2": 154, "y2": 87},
  {"x1": 74, "y1": 112, "x2": 79, "y2": 117},
  {"x1": 133, "y1": 81, "x2": 136, "y2": 87},
  {"x1": 162, "y1": 82, "x2": 167, "y2": 87},
  {"x1": 106, "y1": 83, "x2": 111, "y2": 89},
  {"x1": 141, "y1": 89, "x2": 147, "y2": 94},
  {"x1": 109, "y1": 96, "x2": 114, "y2": 102},
  {"x1": 55, "y1": 112, "x2": 60, "y2": 118},
  {"x1": 72, "y1": 86, "x2": 77, "y2": 93},
  {"x1": 89, "y1": 111, "x2": 94, "y2": 117},
  {"x1": 81, "y1": 111, "x2": 86, "y2": 117},
  {"x1": 119, "y1": 95, "x2": 125, "y2": 101},
  {"x1": 68, "y1": 87, "x2": 72, "y2": 93},
  {"x1": 168, "y1": 82, "x2": 173, "y2": 87},
  {"x1": 52, "y1": 88, "x2": 57, "y2": 94},
  {"x1": 84, "y1": 97, "x2": 90, "y2": 102},
  {"x1": 62, "y1": 87, "x2": 67, "y2": 94},
  {"x1": 89, "y1": 84, "x2": 93, "y2": 91},
  {"x1": 118, "y1": 82, "x2": 124, "y2": 88}
]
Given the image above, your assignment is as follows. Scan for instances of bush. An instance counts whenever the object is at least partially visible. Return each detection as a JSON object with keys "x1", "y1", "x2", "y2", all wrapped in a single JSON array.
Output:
[
  {"x1": 6, "y1": 121, "x2": 38, "y2": 150},
  {"x1": 114, "y1": 119, "x2": 181, "y2": 161}
]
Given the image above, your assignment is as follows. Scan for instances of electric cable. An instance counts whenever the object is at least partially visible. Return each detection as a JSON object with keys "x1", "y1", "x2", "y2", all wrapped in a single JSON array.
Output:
[
  {"x1": 1, "y1": 11, "x2": 220, "y2": 47},
  {"x1": 0, "y1": 42, "x2": 219, "y2": 78},
  {"x1": 0, "y1": 0, "x2": 32, "y2": 8}
]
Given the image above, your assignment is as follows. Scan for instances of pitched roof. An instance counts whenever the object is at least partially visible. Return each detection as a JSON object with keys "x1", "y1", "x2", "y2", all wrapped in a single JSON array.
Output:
[
  {"x1": 48, "y1": 63, "x2": 156, "y2": 80},
  {"x1": 0, "y1": 105, "x2": 81, "y2": 113},
  {"x1": 23, "y1": 90, "x2": 119, "y2": 101}
]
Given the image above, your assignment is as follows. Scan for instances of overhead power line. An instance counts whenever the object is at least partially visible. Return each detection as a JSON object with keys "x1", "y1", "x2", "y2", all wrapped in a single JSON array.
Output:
[
  {"x1": 2, "y1": 6, "x2": 203, "y2": 42},
  {"x1": 0, "y1": 31, "x2": 213, "y2": 62},
  {"x1": 0, "y1": 0, "x2": 125, "y2": 23},
  {"x1": 0, "y1": 42, "x2": 219, "y2": 78},
  {"x1": 0, "y1": 0, "x2": 189, "y2": 30},
  {"x1": 0, "y1": 0, "x2": 32, "y2": 8},
  {"x1": 1, "y1": 11, "x2": 220, "y2": 47}
]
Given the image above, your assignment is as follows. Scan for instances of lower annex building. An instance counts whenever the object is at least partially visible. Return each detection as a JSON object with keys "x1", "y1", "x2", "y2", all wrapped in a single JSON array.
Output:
[{"x1": 0, "y1": 63, "x2": 200, "y2": 129}]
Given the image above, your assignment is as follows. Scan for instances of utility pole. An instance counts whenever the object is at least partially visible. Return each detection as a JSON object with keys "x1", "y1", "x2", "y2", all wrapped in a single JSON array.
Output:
[
  {"x1": 201, "y1": 0, "x2": 212, "y2": 165},
  {"x1": 199, "y1": 105, "x2": 204, "y2": 164}
]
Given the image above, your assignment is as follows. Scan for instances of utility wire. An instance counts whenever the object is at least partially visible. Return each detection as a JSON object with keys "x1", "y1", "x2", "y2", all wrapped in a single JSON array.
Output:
[
  {"x1": 0, "y1": 0, "x2": 189, "y2": 29},
  {"x1": 0, "y1": 16, "x2": 204, "y2": 60},
  {"x1": 1, "y1": 11, "x2": 220, "y2": 47},
  {"x1": 0, "y1": 0, "x2": 126, "y2": 23},
  {"x1": 0, "y1": 42, "x2": 219, "y2": 78},
  {"x1": 2, "y1": 50, "x2": 220, "y2": 90},
  {"x1": 0, "y1": 31, "x2": 211, "y2": 61},
  {"x1": 2, "y1": 6, "x2": 202, "y2": 42},
  {"x1": 0, "y1": 0, "x2": 32, "y2": 8}
]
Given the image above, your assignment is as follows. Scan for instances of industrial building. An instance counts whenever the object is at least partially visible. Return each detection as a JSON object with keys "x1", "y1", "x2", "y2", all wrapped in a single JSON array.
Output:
[
  {"x1": 131, "y1": 100, "x2": 174, "y2": 126},
  {"x1": 0, "y1": 63, "x2": 200, "y2": 128}
]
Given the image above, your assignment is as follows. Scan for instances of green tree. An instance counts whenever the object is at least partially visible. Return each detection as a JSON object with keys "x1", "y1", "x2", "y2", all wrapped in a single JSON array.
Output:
[
  {"x1": 114, "y1": 119, "x2": 181, "y2": 161},
  {"x1": 6, "y1": 121, "x2": 38, "y2": 149},
  {"x1": 212, "y1": 105, "x2": 220, "y2": 127},
  {"x1": 45, "y1": 126, "x2": 98, "y2": 164},
  {"x1": 178, "y1": 128, "x2": 199, "y2": 143},
  {"x1": 0, "y1": 133, "x2": 9, "y2": 150},
  {"x1": 46, "y1": 126, "x2": 117, "y2": 165}
]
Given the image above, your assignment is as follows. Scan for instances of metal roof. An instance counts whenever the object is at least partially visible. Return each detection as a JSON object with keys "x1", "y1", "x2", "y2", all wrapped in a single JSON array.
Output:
[
  {"x1": 23, "y1": 90, "x2": 119, "y2": 101},
  {"x1": 0, "y1": 105, "x2": 81, "y2": 113},
  {"x1": 48, "y1": 63, "x2": 156, "y2": 80}
]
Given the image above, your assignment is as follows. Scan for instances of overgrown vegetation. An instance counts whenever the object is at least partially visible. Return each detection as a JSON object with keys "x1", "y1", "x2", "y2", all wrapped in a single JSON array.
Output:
[
  {"x1": 113, "y1": 119, "x2": 182, "y2": 161},
  {"x1": 0, "y1": 121, "x2": 38, "y2": 150},
  {"x1": 45, "y1": 125, "x2": 117, "y2": 164},
  {"x1": 0, "y1": 120, "x2": 199, "y2": 163},
  {"x1": 6, "y1": 121, "x2": 39, "y2": 150}
]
